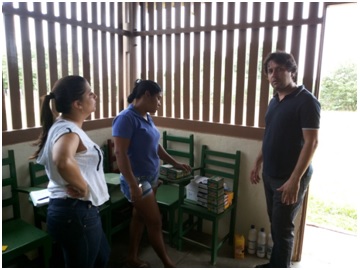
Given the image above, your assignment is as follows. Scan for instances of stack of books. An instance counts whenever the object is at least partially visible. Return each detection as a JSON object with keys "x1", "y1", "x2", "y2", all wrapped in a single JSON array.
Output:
[
  {"x1": 206, "y1": 176, "x2": 226, "y2": 213},
  {"x1": 185, "y1": 175, "x2": 234, "y2": 213},
  {"x1": 160, "y1": 164, "x2": 191, "y2": 179}
]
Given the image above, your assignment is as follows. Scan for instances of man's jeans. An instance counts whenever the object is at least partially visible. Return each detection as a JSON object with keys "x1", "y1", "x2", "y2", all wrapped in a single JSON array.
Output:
[
  {"x1": 47, "y1": 198, "x2": 110, "y2": 267},
  {"x1": 262, "y1": 169, "x2": 312, "y2": 268}
]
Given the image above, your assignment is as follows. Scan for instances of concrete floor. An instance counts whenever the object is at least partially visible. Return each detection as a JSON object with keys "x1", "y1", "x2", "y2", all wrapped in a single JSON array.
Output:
[
  {"x1": 108, "y1": 224, "x2": 358, "y2": 268},
  {"x1": 6, "y1": 223, "x2": 356, "y2": 268},
  {"x1": 108, "y1": 228, "x2": 268, "y2": 268}
]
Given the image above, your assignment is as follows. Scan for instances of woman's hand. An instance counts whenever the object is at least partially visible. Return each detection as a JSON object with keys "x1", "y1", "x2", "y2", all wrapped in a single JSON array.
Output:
[
  {"x1": 173, "y1": 162, "x2": 192, "y2": 173},
  {"x1": 129, "y1": 182, "x2": 143, "y2": 202},
  {"x1": 66, "y1": 184, "x2": 89, "y2": 199}
]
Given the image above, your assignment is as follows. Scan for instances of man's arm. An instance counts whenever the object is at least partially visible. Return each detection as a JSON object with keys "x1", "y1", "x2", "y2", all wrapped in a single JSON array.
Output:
[
  {"x1": 277, "y1": 129, "x2": 319, "y2": 204},
  {"x1": 250, "y1": 149, "x2": 263, "y2": 184}
]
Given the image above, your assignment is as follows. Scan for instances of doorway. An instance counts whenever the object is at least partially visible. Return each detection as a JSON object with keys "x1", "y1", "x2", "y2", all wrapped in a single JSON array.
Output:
[{"x1": 295, "y1": 2, "x2": 358, "y2": 263}]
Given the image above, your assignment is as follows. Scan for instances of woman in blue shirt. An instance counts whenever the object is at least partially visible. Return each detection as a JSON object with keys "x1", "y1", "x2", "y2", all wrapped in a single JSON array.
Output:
[{"x1": 112, "y1": 79, "x2": 191, "y2": 267}]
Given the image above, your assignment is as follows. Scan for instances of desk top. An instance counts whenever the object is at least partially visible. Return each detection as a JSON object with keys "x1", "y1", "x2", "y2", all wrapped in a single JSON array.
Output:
[{"x1": 105, "y1": 173, "x2": 120, "y2": 185}]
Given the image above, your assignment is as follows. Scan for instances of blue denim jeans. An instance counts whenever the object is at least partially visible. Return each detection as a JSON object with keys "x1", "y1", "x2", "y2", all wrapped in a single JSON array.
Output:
[
  {"x1": 262, "y1": 168, "x2": 312, "y2": 268},
  {"x1": 47, "y1": 198, "x2": 110, "y2": 267}
]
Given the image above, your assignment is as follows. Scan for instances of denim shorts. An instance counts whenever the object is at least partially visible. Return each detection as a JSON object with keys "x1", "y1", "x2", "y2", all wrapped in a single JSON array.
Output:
[{"x1": 120, "y1": 171, "x2": 159, "y2": 202}]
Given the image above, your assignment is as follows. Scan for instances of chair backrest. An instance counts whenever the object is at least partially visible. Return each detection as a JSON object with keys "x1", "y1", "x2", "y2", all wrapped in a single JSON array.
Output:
[
  {"x1": 29, "y1": 162, "x2": 49, "y2": 187},
  {"x1": 102, "y1": 143, "x2": 110, "y2": 173},
  {"x1": 199, "y1": 145, "x2": 241, "y2": 202},
  {"x1": 162, "y1": 131, "x2": 195, "y2": 167},
  {"x1": 2, "y1": 150, "x2": 21, "y2": 221},
  {"x1": 107, "y1": 139, "x2": 120, "y2": 173}
]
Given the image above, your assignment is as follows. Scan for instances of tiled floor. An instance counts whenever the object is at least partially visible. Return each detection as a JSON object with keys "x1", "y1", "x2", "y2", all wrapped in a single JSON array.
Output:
[{"x1": 108, "y1": 224, "x2": 358, "y2": 268}]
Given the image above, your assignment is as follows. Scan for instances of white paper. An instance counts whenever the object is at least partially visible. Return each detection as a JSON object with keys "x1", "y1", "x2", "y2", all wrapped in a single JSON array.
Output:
[{"x1": 29, "y1": 189, "x2": 50, "y2": 207}]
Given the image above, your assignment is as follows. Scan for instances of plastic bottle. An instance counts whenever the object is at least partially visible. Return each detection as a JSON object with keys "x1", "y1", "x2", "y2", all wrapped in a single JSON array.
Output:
[
  {"x1": 247, "y1": 224, "x2": 257, "y2": 255},
  {"x1": 234, "y1": 234, "x2": 245, "y2": 259},
  {"x1": 266, "y1": 233, "x2": 273, "y2": 259},
  {"x1": 256, "y1": 228, "x2": 266, "y2": 258}
]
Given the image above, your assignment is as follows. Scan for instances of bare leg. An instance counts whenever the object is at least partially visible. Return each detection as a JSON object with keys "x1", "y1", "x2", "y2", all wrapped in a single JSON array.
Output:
[
  {"x1": 127, "y1": 207, "x2": 147, "y2": 266},
  {"x1": 133, "y1": 190, "x2": 175, "y2": 267}
]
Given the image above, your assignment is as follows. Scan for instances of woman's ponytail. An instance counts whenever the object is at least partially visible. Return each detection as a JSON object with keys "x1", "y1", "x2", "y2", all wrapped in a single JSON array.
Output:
[
  {"x1": 30, "y1": 93, "x2": 56, "y2": 159},
  {"x1": 127, "y1": 79, "x2": 142, "y2": 103}
]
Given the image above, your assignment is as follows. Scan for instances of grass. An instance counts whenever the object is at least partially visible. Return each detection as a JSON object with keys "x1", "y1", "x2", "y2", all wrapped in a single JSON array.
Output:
[
  {"x1": 307, "y1": 194, "x2": 357, "y2": 234},
  {"x1": 307, "y1": 111, "x2": 358, "y2": 235}
]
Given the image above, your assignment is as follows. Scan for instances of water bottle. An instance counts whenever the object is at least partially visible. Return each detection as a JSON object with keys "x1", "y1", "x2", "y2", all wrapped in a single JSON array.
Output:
[
  {"x1": 247, "y1": 224, "x2": 257, "y2": 255},
  {"x1": 266, "y1": 233, "x2": 273, "y2": 259},
  {"x1": 256, "y1": 228, "x2": 266, "y2": 258}
]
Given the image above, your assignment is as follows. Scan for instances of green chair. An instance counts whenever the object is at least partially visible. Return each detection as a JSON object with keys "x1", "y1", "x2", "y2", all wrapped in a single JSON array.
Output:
[
  {"x1": 2, "y1": 150, "x2": 52, "y2": 267},
  {"x1": 177, "y1": 145, "x2": 241, "y2": 265},
  {"x1": 104, "y1": 140, "x2": 132, "y2": 245},
  {"x1": 157, "y1": 131, "x2": 194, "y2": 246},
  {"x1": 28, "y1": 161, "x2": 50, "y2": 229}
]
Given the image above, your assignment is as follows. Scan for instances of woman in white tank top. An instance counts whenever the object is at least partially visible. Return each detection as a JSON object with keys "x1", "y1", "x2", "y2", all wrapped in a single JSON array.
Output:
[{"x1": 31, "y1": 75, "x2": 110, "y2": 267}]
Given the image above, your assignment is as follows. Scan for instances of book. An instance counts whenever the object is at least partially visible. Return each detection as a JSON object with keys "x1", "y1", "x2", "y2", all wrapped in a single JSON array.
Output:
[{"x1": 29, "y1": 189, "x2": 50, "y2": 207}]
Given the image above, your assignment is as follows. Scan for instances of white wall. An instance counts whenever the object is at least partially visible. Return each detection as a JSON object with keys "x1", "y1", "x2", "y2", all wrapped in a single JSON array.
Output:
[{"x1": 2, "y1": 126, "x2": 272, "y2": 237}]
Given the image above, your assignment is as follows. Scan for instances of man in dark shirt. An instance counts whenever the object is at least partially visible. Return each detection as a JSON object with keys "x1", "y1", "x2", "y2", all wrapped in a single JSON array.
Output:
[{"x1": 250, "y1": 51, "x2": 321, "y2": 268}]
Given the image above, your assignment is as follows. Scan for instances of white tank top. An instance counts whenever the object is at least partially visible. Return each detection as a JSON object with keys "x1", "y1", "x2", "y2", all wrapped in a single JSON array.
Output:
[{"x1": 37, "y1": 119, "x2": 109, "y2": 206}]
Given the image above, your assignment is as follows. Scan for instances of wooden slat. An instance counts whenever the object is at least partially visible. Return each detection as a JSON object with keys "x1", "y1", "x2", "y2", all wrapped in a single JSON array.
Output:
[
  {"x1": 3, "y1": 81, "x2": 8, "y2": 131},
  {"x1": 117, "y1": 2, "x2": 125, "y2": 113},
  {"x1": 174, "y1": 2, "x2": 181, "y2": 118},
  {"x1": 100, "y1": 2, "x2": 109, "y2": 118},
  {"x1": 212, "y1": 2, "x2": 223, "y2": 123},
  {"x1": 47, "y1": 3, "x2": 58, "y2": 87},
  {"x1": 259, "y1": 3, "x2": 274, "y2": 127},
  {"x1": 155, "y1": 2, "x2": 164, "y2": 117},
  {"x1": 71, "y1": 2, "x2": 79, "y2": 75},
  {"x1": 140, "y1": 3, "x2": 147, "y2": 79},
  {"x1": 165, "y1": 2, "x2": 172, "y2": 117},
  {"x1": 303, "y1": 3, "x2": 319, "y2": 92},
  {"x1": 81, "y1": 3, "x2": 90, "y2": 81},
  {"x1": 223, "y1": 2, "x2": 235, "y2": 124},
  {"x1": 246, "y1": 2, "x2": 261, "y2": 126},
  {"x1": 33, "y1": 3, "x2": 47, "y2": 98},
  {"x1": 182, "y1": 2, "x2": 191, "y2": 120},
  {"x1": 147, "y1": 3, "x2": 155, "y2": 80},
  {"x1": 234, "y1": 3, "x2": 248, "y2": 126},
  {"x1": 92, "y1": 3, "x2": 100, "y2": 119},
  {"x1": 276, "y1": 2, "x2": 288, "y2": 51},
  {"x1": 109, "y1": 2, "x2": 117, "y2": 117},
  {"x1": 19, "y1": 2, "x2": 35, "y2": 127},
  {"x1": 4, "y1": 7, "x2": 22, "y2": 129},
  {"x1": 59, "y1": 2, "x2": 68, "y2": 77},
  {"x1": 202, "y1": 2, "x2": 212, "y2": 122},
  {"x1": 192, "y1": 2, "x2": 201, "y2": 121},
  {"x1": 291, "y1": 2, "x2": 303, "y2": 72},
  {"x1": 314, "y1": 6, "x2": 327, "y2": 98}
]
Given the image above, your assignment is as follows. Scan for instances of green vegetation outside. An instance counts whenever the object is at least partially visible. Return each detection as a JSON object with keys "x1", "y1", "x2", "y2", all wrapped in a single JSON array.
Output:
[{"x1": 307, "y1": 194, "x2": 357, "y2": 234}]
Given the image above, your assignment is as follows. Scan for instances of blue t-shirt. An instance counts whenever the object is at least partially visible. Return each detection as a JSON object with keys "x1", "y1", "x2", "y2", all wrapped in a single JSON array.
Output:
[
  {"x1": 262, "y1": 85, "x2": 321, "y2": 179},
  {"x1": 112, "y1": 104, "x2": 160, "y2": 176}
]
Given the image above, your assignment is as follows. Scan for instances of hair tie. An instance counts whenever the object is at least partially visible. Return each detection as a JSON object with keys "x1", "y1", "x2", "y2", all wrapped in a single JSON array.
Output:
[
  {"x1": 134, "y1": 79, "x2": 142, "y2": 86},
  {"x1": 48, "y1": 92, "x2": 55, "y2": 99}
]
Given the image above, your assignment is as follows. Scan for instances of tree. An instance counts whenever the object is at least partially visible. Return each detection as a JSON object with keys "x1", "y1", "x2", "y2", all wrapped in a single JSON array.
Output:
[{"x1": 319, "y1": 62, "x2": 357, "y2": 111}]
